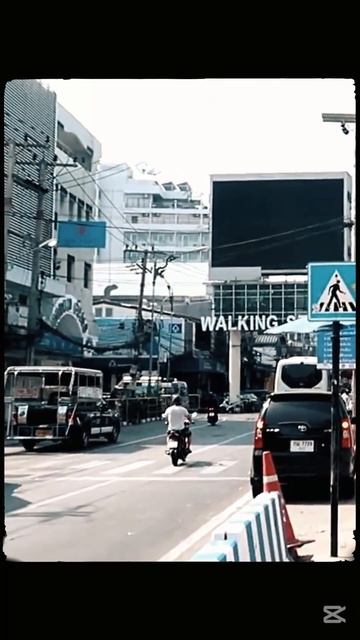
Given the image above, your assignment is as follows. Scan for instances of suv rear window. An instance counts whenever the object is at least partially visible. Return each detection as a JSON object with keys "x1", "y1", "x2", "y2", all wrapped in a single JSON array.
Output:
[
  {"x1": 265, "y1": 396, "x2": 332, "y2": 426},
  {"x1": 281, "y1": 364, "x2": 322, "y2": 388}
]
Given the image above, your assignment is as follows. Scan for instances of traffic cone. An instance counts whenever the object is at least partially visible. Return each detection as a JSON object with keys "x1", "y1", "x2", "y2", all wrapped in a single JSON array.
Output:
[{"x1": 262, "y1": 451, "x2": 314, "y2": 551}]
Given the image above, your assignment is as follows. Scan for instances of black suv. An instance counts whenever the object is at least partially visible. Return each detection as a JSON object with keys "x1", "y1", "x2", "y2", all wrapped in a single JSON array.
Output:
[{"x1": 250, "y1": 391, "x2": 355, "y2": 498}]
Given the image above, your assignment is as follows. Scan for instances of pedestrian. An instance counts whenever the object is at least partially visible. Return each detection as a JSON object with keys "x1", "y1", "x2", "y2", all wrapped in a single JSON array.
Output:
[
  {"x1": 341, "y1": 388, "x2": 353, "y2": 417},
  {"x1": 326, "y1": 278, "x2": 344, "y2": 311}
]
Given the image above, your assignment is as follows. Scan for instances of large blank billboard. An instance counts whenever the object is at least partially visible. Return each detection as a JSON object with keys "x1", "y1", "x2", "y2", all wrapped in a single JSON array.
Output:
[{"x1": 210, "y1": 173, "x2": 352, "y2": 275}]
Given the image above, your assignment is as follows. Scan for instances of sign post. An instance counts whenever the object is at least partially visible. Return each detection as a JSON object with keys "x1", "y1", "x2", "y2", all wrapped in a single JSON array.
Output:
[
  {"x1": 308, "y1": 262, "x2": 356, "y2": 558},
  {"x1": 330, "y1": 320, "x2": 340, "y2": 557}
]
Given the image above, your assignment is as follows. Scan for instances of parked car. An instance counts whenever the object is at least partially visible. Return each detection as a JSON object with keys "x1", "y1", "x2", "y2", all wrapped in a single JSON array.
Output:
[
  {"x1": 240, "y1": 393, "x2": 260, "y2": 412},
  {"x1": 219, "y1": 395, "x2": 244, "y2": 414},
  {"x1": 250, "y1": 391, "x2": 355, "y2": 498},
  {"x1": 243, "y1": 389, "x2": 270, "y2": 404}
]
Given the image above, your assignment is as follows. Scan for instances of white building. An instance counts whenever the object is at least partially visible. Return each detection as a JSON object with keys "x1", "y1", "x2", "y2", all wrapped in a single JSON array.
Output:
[
  {"x1": 52, "y1": 103, "x2": 102, "y2": 351},
  {"x1": 97, "y1": 167, "x2": 210, "y2": 264}
]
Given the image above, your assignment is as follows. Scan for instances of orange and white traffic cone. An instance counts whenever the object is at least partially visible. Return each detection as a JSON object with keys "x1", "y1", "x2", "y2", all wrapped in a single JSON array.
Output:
[{"x1": 262, "y1": 451, "x2": 314, "y2": 551}]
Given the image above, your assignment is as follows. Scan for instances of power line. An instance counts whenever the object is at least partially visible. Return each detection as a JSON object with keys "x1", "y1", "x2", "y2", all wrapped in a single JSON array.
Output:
[
  {"x1": 56, "y1": 163, "x2": 129, "y2": 189},
  {"x1": 219, "y1": 221, "x2": 344, "y2": 263},
  {"x1": 212, "y1": 217, "x2": 344, "y2": 252},
  {"x1": 59, "y1": 164, "x2": 130, "y2": 248}
]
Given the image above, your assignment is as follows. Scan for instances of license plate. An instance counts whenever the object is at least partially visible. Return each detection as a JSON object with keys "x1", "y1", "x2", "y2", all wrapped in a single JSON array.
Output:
[
  {"x1": 290, "y1": 440, "x2": 314, "y2": 452},
  {"x1": 36, "y1": 428, "x2": 49, "y2": 437},
  {"x1": 209, "y1": 412, "x2": 215, "y2": 417},
  {"x1": 168, "y1": 440, "x2": 178, "y2": 449}
]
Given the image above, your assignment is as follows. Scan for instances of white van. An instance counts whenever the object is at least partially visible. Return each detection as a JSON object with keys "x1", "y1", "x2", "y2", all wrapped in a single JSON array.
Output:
[{"x1": 274, "y1": 356, "x2": 330, "y2": 392}]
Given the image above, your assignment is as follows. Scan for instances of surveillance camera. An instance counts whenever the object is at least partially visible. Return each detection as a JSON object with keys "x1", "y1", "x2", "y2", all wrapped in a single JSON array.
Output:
[{"x1": 341, "y1": 123, "x2": 349, "y2": 135}]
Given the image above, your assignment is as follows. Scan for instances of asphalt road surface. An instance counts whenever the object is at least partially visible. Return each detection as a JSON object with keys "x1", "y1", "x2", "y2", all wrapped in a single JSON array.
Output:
[{"x1": 5, "y1": 414, "x2": 255, "y2": 561}]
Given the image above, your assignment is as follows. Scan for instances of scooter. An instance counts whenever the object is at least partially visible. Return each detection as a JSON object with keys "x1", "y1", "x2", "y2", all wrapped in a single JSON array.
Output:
[
  {"x1": 207, "y1": 407, "x2": 218, "y2": 425},
  {"x1": 163, "y1": 412, "x2": 197, "y2": 467}
]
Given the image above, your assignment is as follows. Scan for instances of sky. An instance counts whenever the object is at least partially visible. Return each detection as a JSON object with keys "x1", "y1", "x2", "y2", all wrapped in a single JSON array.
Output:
[{"x1": 42, "y1": 78, "x2": 355, "y2": 200}]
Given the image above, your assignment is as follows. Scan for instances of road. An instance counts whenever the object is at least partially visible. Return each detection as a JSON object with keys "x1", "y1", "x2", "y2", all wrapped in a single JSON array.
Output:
[{"x1": 4, "y1": 414, "x2": 255, "y2": 561}]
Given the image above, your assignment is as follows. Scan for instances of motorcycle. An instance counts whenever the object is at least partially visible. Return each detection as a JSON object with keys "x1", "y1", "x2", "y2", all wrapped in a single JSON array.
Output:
[
  {"x1": 163, "y1": 412, "x2": 197, "y2": 467},
  {"x1": 207, "y1": 407, "x2": 218, "y2": 425}
]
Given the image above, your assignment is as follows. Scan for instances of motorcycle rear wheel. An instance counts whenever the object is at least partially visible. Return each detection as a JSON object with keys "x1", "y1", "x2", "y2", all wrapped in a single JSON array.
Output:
[{"x1": 170, "y1": 450, "x2": 178, "y2": 466}]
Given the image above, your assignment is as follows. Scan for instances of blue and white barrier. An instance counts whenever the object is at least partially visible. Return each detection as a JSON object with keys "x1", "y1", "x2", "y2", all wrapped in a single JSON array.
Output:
[
  {"x1": 190, "y1": 491, "x2": 292, "y2": 562},
  {"x1": 192, "y1": 539, "x2": 237, "y2": 561}
]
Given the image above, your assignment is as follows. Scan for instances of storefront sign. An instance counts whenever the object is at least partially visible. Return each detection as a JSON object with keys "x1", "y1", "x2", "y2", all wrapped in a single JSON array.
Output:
[{"x1": 200, "y1": 314, "x2": 296, "y2": 332}]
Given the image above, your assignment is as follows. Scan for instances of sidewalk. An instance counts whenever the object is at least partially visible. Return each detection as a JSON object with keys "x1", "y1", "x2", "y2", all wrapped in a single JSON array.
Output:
[{"x1": 287, "y1": 499, "x2": 356, "y2": 561}]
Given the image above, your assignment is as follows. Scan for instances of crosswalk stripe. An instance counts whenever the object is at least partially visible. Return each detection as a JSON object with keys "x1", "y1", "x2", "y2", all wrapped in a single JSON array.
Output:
[
  {"x1": 200, "y1": 460, "x2": 238, "y2": 475},
  {"x1": 102, "y1": 460, "x2": 154, "y2": 474},
  {"x1": 70, "y1": 460, "x2": 111, "y2": 470},
  {"x1": 29, "y1": 459, "x2": 67, "y2": 469},
  {"x1": 154, "y1": 463, "x2": 186, "y2": 475}
]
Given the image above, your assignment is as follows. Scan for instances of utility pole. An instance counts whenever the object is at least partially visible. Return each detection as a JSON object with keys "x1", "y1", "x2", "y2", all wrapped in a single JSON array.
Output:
[
  {"x1": 167, "y1": 286, "x2": 174, "y2": 381},
  {"x1": 4, "y1": 141, "x2": 16, "y2": 276},
  {"x1": 136, "y1": 249, "x2": 148, "y2": 356},
  {"x1": 147, "y1": 260, "x2": 157, "y2": 393},
  {"x1": 26, "y1": 157, "x2": 48, "y2": 365},
  {"x1": 4, "y1": 141, "x2": 16, "y2": 332}
]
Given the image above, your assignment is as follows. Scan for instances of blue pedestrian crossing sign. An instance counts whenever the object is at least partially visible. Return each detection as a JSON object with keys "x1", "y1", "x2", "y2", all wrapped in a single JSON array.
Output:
[{"x1": 308, "y1": 262, "x2": 356, "y2": 321}]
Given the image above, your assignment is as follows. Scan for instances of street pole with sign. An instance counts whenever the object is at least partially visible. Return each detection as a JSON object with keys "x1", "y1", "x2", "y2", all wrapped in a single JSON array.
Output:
[{"x1": 308, "y1": 261, "x2": 356, "y2": 557}]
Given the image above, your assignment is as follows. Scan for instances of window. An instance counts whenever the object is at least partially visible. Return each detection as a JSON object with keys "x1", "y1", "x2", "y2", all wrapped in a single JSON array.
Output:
[
  {"x1": 69, "y1": 194, "x2": 76, "y2": 220},
  {"x1": 53, "y1": 210, "x2": 58, "y2": 230},
  {"x1": 126, "y1": 195, "x2": 151, "y2": 208},
  {"x1": 94, "y1": 307, "x2": 103, "y2": 317},
  {"x1": 85, "y1": 204, "x2": 93, "y2": 221},
  {"x1": 131, "y1": 216, "x2": 138, "y2": 224},
  {"x1": 19, "y1": 294, "x2": 27, "y2": 306},
  {"x1": 84, "y1": 262, "x2": 92, "y2": 288},
  {"x1": 281, "y1": 365, "x2": 323, "y2": 389},
  {"x1": 105, "y1": 307, "x2": 113, "y2": 317},
  {"x1": 266, "y1": 396, "x2": 330, "y2": 426},
  {"x1": 60, "y1": 187, "x2": 67, "y2": 203},
  {"x1": 77, "y1": 199, "x2": 84, "y2": 221},
  {"x1": 67, "y1": 255, "x2": 75, "y2": 283}
]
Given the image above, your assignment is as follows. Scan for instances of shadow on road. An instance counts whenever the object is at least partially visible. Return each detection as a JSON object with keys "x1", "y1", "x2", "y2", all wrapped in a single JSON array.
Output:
[
  {"x1": 5, "y1": 482, "x2": 31, "y2": 514},
  {"x1": 186, "y1": 460, "x2": 213, "y2": 468}
]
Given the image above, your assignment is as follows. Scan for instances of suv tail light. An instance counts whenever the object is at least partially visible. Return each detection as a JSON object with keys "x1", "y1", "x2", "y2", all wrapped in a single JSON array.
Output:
[
  {"x1": 341, "y1": 417, "x2": 351, "y2": 449},
  {"x1": 254, "y1": 416, "x2": 265, "y2": 449},
  {"x1": 66, "y1": 408, "x2": 75, "y2": 425}
]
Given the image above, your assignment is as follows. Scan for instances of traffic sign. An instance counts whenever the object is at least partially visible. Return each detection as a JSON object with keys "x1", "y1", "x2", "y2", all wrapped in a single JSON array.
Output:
[
  {"x1": 169, "y1": 322, "x2": 182, "y2": 334},
  {"x1": 316, "y1": 326, "x2": 356, "y2": 369},
  {"x1": 308, "y1": 262, "x2": 356, "y2": 321}
]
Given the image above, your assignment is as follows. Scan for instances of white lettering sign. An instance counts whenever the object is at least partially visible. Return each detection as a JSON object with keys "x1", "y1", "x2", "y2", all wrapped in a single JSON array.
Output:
[{"x1": 200, "y1": 315, "x2": 297, "y2": 332}]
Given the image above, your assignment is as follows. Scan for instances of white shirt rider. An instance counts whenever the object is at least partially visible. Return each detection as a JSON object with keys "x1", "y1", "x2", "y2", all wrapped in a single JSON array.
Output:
[{"x1": 164, "y1": 405, "x2": 191, "y2": 431}]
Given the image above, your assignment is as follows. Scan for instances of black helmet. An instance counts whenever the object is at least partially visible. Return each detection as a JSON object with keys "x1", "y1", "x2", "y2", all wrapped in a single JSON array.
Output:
[{"x1": 172, "y1": 394, "x2": 181, "y2": 405}]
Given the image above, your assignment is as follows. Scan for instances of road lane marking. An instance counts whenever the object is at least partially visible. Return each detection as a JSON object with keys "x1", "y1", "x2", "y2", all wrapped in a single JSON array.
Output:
[
  {"x1": 7, "y1": 480, "x2": 119, "y2": 515},
  {"x1": 200, "y1": 460, "x2": 238, "y2": 475},
  {"x1": 27, "y1": 459, "x2": 67, "y2": 469},
  {"x1": 70, "y1": 460, "x2": 111, "y2": 470},
  {"x1": 102, "y1": 460, "x2": 154, "y2": 474},
  {"x1": 154, "y1": 463, "x2": 186, "y2": 475},
  {"x1": 49, "y1": 476, "x2": 250, "y2": 482},
  {"x1": 192, "y1": 430, "x2": 252, "y2": 455},
  {"x1": 158, "y1": 490, "x2": 253, "y2": 562}
]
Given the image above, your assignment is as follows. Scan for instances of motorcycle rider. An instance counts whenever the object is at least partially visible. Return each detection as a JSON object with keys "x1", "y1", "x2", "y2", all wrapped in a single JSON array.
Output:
[
  {"x1": 207, "y1": 392, "x2": 219, "y2": 417},
  {"x1": 164, "y1": 395, "x2": 192, "y2": 453}
]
